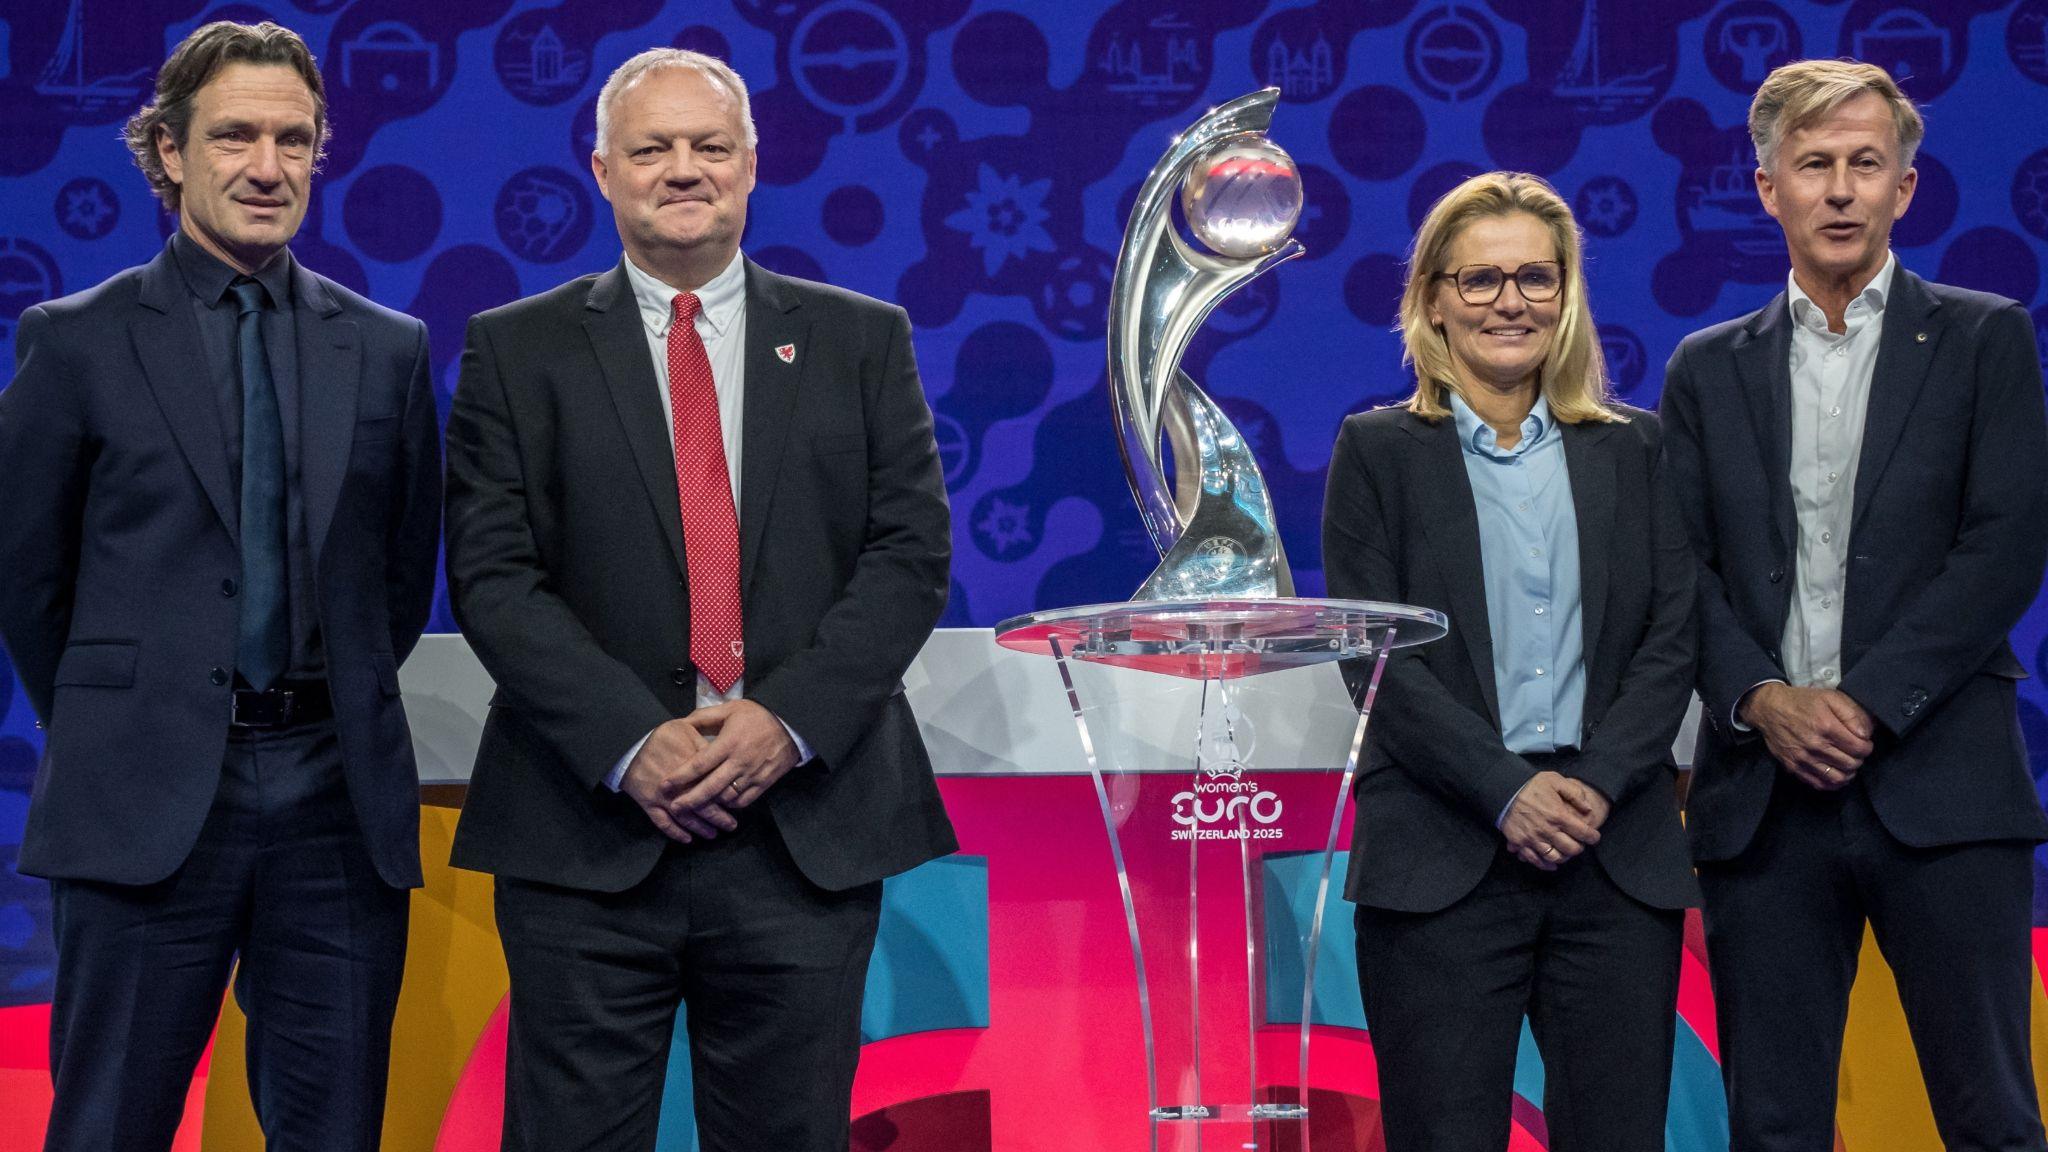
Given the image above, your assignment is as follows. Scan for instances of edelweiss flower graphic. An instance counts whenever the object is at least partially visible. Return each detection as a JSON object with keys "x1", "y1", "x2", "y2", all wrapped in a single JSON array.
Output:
[
  {"x1": 945, "y1": 164, "x2": 1055, "y2": 276},
  {"x1": 974, "y1": 496, "x2": 1034, "y2": 555},
  {"x1": 60, "y1": 186, "x2": 115, "y2": 237}
]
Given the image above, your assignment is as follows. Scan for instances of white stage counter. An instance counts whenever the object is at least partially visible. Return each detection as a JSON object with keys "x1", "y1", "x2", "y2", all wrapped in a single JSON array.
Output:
[{"x1": 398, "y1": 631, "x2": 1701, "y2": 786}]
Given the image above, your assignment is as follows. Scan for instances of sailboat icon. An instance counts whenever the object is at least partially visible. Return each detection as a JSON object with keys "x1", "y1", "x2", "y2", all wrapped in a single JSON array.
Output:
[
  {"x1": 36, "y1": 0, "x2": 147, "y2": 112},
  {"x1": 1554, "y1": 0, "x2": 1663, "y2": 111}
]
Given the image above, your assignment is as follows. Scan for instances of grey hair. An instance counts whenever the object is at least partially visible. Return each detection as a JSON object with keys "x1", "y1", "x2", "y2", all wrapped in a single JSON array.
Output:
[
  {"x1": 1749, "y1": 58, "x2": 1923, "y2": 172},
  {"x1": 594, "y1": 48, "x2": 756, "y2": 155}
]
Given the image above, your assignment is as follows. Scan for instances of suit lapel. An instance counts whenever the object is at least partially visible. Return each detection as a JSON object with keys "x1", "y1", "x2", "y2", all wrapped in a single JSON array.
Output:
[
  {"x1": 132, "y1": 248, "x2": 238, "y2": 543},
  {"x1": 1733, "y1": 294, "x2": 1796, "y2": 559},
  {"x1": 737, "y1": 260, "x2": 811, "y2": 595},
  {"x1": 584, "y1": 262, "x2": 687, "y2": 575},
  {"x1": 1404, "y1": 415, "x2": 1501, "y2": 730},
  {"x1": 1850, "y1": 268, "x2": 1941, "y2": 537},
  {"x1": 1561, "y1": 419, "x2": 1617, "y2": 678},
  {"x1": 291, "y1": 260, "x2": 360, "y2": 559}
]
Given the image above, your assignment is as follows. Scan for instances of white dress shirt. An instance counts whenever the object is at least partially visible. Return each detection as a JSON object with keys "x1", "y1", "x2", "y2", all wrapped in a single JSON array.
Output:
[
  {"x1": 606, "y1": 251, "x2": 811, "y2": 790},
  {"x1": 1734, "y1": 252, "x2": 1896, "y2": 726}
]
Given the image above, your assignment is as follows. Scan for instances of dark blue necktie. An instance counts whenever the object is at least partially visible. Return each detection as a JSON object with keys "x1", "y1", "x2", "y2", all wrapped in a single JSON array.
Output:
[{"x1": 230, "y1": 277, "x2": 288, "y2": 691}]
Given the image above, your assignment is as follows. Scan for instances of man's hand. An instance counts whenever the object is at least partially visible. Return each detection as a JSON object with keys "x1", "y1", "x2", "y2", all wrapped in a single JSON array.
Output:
[
  {"x1": 1738, "y1": 682, "x2": 1874, "y2": 791},
  {"x1": 662, "y1": 700, "x2": 802, "y2": 825},
  {"x1": 1501, "y1": 771, "x2": 1603, "y2": 871},
  {"x1": 619, "y1": 718, "x2": 729, "y2": 842}
]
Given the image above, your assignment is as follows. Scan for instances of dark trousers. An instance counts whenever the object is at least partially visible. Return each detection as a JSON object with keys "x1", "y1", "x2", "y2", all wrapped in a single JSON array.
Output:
[
  {"x1": 1355, "y1": 848, "x2": 1684, "y2": 1152},
  {"x1": 1700, "y1": 774, "x2": 2046, "y2": 1152},
  {"x1": 43, "y1": 719, "x2": 409, "y2": 1152},
  {"x1": 494, "y1": 812, "x2": 882, "y2": 1152}
]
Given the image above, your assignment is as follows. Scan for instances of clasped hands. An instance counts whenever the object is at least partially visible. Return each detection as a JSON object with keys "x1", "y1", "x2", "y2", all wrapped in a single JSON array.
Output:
[
  {"x1": 619, "y1": 700, "x2": 800, "y2": 843},
  {"x1": 1501, "y1": 771, "x2": 1611, "y2": 871},
  {"x1": 1738, "y1": 682, "x2": 1874, "y2": 792}
]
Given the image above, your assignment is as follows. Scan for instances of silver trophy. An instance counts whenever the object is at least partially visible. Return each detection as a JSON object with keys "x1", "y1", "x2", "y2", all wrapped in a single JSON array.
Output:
[
  {"x1": 995, "y1": 89, "x2": 1450, "y2": 1147},
  {"x1": 1110, "y1": 87, "x2": 1305, "y2": 601}
]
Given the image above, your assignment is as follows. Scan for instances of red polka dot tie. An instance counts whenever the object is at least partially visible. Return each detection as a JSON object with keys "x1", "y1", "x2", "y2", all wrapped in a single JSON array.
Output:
[{"x1": 668, "y1": 292, "x2": 744, "y2": 693}]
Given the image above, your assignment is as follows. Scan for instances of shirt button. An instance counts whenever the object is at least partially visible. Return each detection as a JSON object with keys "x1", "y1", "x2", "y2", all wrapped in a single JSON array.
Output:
[
  {"x1": 1533, "y1": 605, "x2": 1546, "y2": 615},
  {"x1": 1821, "y1": 597, "x2": 1833, "y2": 608},
  {"x1": 1529, "y1": 547, "x2": 1541, "y2": 558},
  {"x1": 1826, "y1": 471, "x2": 1839, "y2": 484},
  {"x1": 1535, "y1": 667, "x2": 1546, "y2": 676},
  {"x1": 1829, "y1": 406, "x2": 1842, "y2": 418},
  {"x1": 1517, "y1": 501, "x2": 1529, "y2": 512},
  {"x1": 1820, "y1": 531, "x2": 1832, "y2": 543},
  {"x1": 1536, "y1": 723, "x2": 1547, "y2": 733}
]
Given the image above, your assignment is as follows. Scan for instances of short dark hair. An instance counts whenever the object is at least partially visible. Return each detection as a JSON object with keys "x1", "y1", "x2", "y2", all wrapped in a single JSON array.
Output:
[{"x1": 124, "y1": 21, "x2": 329, "y2": 212}]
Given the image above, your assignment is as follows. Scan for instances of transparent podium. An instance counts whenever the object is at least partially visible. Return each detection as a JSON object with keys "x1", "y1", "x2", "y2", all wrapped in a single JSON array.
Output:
[{"x1": 995, "y1": 598, "x2": 1446, "y2": 1151}]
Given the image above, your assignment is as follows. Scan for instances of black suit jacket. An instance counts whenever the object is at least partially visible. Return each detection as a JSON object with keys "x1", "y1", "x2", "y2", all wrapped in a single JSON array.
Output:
[
  {"x1": 1323, "y1": 404, "x2": 1699, "y2": 914},
  {"x1": 444, "y1": 258, "x2": 957, "y2": 894},
  {"x1": 1661, "y1": 268, "x2": 2048, "y2": 863},
  {"x1": 0, "y1": 240, "x2": 441, "y2": 888}
]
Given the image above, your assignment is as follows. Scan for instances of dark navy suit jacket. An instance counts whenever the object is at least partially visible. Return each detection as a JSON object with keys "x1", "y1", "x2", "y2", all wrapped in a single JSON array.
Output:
[
  {"x1": 0, "y1": 239, "x2": 442, "y2": 888},
  {"x1": 1324, "y1": 404, "x2": 1700, "y2": 914},
  {"x1": 444, "y1": 259, "x2": 956, "y2": 895},
  {"x1": 1660, "y1": 268, "x2": 2048, "y2": 863}
]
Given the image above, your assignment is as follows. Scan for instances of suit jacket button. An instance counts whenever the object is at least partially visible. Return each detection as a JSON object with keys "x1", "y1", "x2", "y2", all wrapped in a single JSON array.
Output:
[
  {"x1": 1768, "y1": 567, "x2": 1785, "y2": 583},
  {"x1": 209, "y1": 666, "x2": 229, "y2": 686},
  {"x1": 221, "y1": 578, "x2": 238, "y2": 597},
  {"x1": 671, "y1": 668, "x2": 689, "y2": 686}
]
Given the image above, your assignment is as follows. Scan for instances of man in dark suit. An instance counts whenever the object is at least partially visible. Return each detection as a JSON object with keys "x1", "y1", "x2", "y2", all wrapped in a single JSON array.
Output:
[
  {"x1": 1662, "y1": 59, "x2": 2048, "y2": 1152},
  {"x1": 443, "y1": 48, "x2": 954, "y2": 1152},
  {"x1": 0, "y1": 21, "x2": 440, "y2": 1152}
]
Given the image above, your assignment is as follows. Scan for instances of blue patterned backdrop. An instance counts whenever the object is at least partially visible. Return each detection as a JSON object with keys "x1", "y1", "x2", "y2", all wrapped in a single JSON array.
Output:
[{"x1": 2, "y1": 0, "x2": 2047, "y2": 1009}]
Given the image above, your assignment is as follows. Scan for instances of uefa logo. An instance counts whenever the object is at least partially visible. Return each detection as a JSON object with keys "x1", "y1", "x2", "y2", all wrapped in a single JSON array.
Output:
[
  {"x1": 1201, "y1": 757, "x2": 1244, "y2": 782},
  {"x1": 1193, "y1": 535, "x2": 1246, "y2": 581}
]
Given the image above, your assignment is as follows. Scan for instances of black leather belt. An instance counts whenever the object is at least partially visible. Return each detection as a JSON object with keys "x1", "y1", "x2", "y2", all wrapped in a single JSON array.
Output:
[{"x1": 229, "y1": 679, "x2": 333, "y2": 728}]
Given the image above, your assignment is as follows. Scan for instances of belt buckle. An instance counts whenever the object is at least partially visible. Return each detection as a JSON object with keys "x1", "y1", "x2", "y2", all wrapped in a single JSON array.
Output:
[{"x1": 230, "y1": 688, "x2": 295, "y2": 728}]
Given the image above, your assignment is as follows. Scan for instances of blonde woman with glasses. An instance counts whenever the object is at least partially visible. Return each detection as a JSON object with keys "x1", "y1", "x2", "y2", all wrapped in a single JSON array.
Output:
[{"x1": 1322, "y1": 171, "x2": 1699, "y2": 1151}]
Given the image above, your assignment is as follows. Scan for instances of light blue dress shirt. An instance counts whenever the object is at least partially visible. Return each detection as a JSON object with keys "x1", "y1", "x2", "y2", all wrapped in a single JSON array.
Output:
[{"x1": 1449, "y1": 394, "x2": 1587, "y2": 783}]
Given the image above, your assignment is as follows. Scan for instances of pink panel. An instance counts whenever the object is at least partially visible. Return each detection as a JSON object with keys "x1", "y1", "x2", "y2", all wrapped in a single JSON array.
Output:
[{"x1": 433, "y1": 996, "x2": 509, "y2": 1152}]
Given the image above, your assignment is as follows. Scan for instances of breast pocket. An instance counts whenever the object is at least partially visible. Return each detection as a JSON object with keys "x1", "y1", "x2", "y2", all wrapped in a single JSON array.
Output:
[{"x1": 355, "y1": 413, "x2": 400, "y2": 445}]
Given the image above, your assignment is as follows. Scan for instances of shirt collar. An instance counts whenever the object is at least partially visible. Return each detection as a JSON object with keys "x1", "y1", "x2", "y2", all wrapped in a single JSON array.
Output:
[
  {"x1": 1449, "y1": 390, "x2": 1551, "y2": 460},
  {"x1": 169, "y1": 230, "x2": 294, "y2": 309},
  {"x1": 1787, "y1": 250, "x2": 1895, "y2": 333},
  {"x1": 624, "y1": 249, "x2": 746, "y2": 339}
]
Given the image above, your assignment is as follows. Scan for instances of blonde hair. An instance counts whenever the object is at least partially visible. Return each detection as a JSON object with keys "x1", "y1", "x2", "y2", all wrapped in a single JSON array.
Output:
[
  {"x1": 1749, "y1": 58, "x2": 1922, "y2": 171},
  {"x1": 596, "y1": 48, "x2": 755, "y2": 155},
  {"x1": 1398, "y1": 172, "x2": 1620, "y2": 425}
]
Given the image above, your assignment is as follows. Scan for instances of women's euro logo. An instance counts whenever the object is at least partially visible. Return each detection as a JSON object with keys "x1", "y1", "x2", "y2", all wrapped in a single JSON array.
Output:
[{"x1": 1170, "y1": 780, "x2": 1284, "y2": 840}]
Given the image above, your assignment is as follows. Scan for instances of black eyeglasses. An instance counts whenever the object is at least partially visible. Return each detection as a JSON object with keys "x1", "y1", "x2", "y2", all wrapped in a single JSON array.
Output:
[{"x1": 1432, "y1": 261, "x2": 1563, "y2": 305}]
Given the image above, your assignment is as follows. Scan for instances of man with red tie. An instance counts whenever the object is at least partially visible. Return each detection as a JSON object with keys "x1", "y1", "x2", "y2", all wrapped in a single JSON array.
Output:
[{"x1": 443, "y1": 48, "x2": 955, "y2": 1152}]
